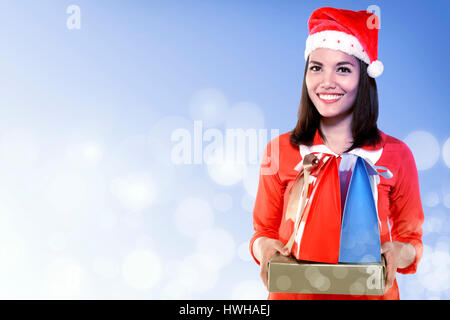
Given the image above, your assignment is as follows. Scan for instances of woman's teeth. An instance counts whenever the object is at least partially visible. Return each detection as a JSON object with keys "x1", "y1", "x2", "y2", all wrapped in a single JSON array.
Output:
[{"x1": 318, "y1": 94, "x2": 344, "y2": 100}]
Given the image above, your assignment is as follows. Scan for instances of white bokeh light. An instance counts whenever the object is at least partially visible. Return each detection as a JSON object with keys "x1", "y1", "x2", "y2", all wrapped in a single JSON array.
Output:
[
  {"x1": 443, "y1": 192, "x2": 450, "y2": 209},
  {"x1": 174, "y1": 197, "x2": 214, "y2": 238},
  {"x1": 189, "y1": 88, "x2": 229, "y2": 128},
  {"x1": 43, "y1": 257, "x2": 86, "y2": 299},
  {"x1": 212, "y1": 192, "x2": 233, "y2": 213},
  {"x1": 231, "y1": 280, "x2": 267, "y2": 299},
  {"x1": 404, "y1": 131, "x2": 440, "y2": 170},
  {"x1": 110, "y1": 172, "x2": 157, "y2": 212},
  {"x1": 442, "y1": 138, "x2": 450, "y2": 168},
  {"x1": 66, "y1": 141, "x2": 104, "y2": 166},
  {"x1": 423, "y1": 191, "x2": 440, "y2": 207},
  {"x1": 417, "y1": 244, "x2": 450, "y2": 293},
  {"x1": 224, "y1": 102, "x2": 265, "y2": 130},
  {"x1": 206, "y1": 148, "x2": 248, "y2": 186},
  {"x1": 196, "y1": 228, "x2": 236, "y2": 270},
  {"x1": 237, "y1": 241, "x2": 252, "y2": 262},
  {"x1": 122, "y1": 249, "x2": 162, "y2": 291},
  {"x1": 426, "y1": 210, "x2": 448, "y2": 236},
  {"x1": 423, "y1": 216, "x2": 444, "y2": 235}
]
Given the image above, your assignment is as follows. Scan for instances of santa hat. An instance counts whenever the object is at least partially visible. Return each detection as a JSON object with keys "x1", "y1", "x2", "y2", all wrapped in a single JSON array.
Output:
[{"x1": 304, "y1": 7, "x2": 383, "y2": 78}]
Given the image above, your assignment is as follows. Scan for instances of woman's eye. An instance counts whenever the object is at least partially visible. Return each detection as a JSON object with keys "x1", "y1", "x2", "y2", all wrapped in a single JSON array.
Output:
[
  {"x1": 338, "y1": 67, "x2": 351, "y2": 73},
  {"x1": 309, "y1": 66, "x2": 321, "y2": 71}
]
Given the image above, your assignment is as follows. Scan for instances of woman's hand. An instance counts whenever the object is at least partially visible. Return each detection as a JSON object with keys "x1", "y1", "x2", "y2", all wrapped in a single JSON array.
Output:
[
  {"x1": 253, "y1": 237, "x2": 290, "y2": 288},
  {"x1": 381, "y1": 241, "x2": 416, "y2": 294}
]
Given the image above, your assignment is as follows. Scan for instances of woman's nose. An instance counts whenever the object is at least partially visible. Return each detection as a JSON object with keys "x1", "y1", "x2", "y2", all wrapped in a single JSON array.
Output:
[{"x1": 320, "y1": 70, "x2": 337, "y2": 89}]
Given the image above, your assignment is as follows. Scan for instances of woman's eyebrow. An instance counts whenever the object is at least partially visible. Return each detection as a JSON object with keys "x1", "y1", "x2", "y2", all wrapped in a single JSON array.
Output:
[
  {"x1": 336, "y1": 61, "x2": 354, "y2": 67},
  {"x1": 309, "y1": 60, "x2": 354, "y2": 67}
]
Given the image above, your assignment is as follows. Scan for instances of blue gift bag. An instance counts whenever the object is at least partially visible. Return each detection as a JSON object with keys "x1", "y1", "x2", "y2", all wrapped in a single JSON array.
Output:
[{"x1": 338, "y1": 156, "x2": 381, "y2": 263}]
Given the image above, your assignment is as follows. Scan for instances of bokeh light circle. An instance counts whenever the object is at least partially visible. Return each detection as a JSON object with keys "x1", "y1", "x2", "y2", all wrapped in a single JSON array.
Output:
[
  {"x1": 423, "y1": 191, "x2": 440, "y2": 207},
  {"x1": 404, "y1": 131, "x2": 440, "y2": 170},
  {"x1": 206, "y1": 148, "x2": 248, "y2": 186},
  {"x1": 442, "y1": 138, "x2": 450, "y2": 168},
  {"x1": 110, "y1": 172, "x2": 157, "y2": 212},
  {"x1": 417, "y1": 245, "x2": 450, "y2": 292}
]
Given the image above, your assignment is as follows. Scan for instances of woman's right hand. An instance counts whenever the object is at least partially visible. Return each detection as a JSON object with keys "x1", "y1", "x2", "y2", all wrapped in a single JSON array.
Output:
[{"x1": 253, "y1": 237, "x2": 291, "y2": 288}]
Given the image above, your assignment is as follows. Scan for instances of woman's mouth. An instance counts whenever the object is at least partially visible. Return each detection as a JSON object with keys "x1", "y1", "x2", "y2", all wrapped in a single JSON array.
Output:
[{"x1": 317, "y1": 93, "x2": 344, "y2": 103}]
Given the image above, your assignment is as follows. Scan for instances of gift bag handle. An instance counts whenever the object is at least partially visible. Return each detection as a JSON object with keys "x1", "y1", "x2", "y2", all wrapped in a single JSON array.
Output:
[{"x1": 284, "y1": 154, "x2": 319, "y2": 252}]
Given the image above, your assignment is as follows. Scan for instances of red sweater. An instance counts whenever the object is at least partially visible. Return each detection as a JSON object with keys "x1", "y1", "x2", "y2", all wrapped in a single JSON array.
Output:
[{"x1": 250, "y1": 130, "x2": 424, "y2": 300}]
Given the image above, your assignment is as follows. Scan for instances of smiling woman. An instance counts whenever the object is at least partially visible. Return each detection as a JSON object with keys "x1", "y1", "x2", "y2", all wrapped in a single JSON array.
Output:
[{"x1": 250, "y1": 7, "x2": 424, "y2": 301}]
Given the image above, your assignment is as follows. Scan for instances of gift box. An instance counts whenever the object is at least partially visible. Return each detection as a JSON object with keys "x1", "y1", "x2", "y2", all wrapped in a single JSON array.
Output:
[{"x1": 268, "y1": 253, "x2": 386, "y2": 295}]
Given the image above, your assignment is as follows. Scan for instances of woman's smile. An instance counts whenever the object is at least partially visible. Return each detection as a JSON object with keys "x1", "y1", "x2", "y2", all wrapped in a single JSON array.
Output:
[{"x1": 317, "y1": 93, "x2": 345, "y2": 103}]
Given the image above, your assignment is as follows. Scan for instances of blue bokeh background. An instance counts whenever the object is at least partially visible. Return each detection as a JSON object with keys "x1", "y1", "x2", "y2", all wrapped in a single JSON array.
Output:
[{"x1": 0, "y1": 0, "x2": 448, "y2": 299}]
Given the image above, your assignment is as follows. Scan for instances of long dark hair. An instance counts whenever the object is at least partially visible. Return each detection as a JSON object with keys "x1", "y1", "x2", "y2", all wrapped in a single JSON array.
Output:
[{"x1": 290, "y1": 56, "x2": 382, "y2": 152}]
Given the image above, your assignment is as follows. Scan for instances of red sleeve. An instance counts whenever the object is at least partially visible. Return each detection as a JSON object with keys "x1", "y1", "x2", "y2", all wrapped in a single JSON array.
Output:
[
  {"x1": 249, "y1": 137, "x2": 286, "y2": 265},
  {"x1": 388, "y1": 143, "x2": 424, "y2": 274}
]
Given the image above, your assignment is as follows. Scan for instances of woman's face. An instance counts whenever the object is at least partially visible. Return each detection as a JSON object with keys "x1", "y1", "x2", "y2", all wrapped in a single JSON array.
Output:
[{"x1": 305, "y1": 48, "x2": 360, "y2": 120}]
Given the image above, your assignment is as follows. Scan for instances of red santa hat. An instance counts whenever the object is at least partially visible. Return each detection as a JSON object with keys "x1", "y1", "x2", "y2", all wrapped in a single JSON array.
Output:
[{"x1": 304, "y1": 7, "x2": 383, "y2": 78}]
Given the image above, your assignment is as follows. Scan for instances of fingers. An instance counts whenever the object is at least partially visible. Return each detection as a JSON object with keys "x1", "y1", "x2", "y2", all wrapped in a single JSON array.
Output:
[
  {"x1": 381, "y1": 242, "x2": 397, "y2": 294},
  {"x1": 260, "y1": 259, "x2": 269, "y2": 289},
  {"x1": 273, "y1": 240, "x2": 290, "y2": 256},
  {"x1": 380, "y1": 241, "x2": 392, "y2": 254},
  {"x1": 383, "y1": 251, "x2": 397, "y2": 294},
  {"x1": 259, "y1": 239, "x2": 291, "y2": 289}
]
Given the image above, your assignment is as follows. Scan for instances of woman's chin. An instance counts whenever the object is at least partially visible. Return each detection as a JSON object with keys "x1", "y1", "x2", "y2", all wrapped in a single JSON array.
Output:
[
  {"x1": 318, "y1": 110, "x2": 354, "y2": 122},
  {"x1": 318, "y1": 111, "x2": 340, "y2": 119}
]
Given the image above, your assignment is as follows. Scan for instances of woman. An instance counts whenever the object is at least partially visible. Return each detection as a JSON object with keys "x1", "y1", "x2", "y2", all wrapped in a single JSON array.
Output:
[{"x1": 250, "y1": 7, "x2": 424, "y2": 300}]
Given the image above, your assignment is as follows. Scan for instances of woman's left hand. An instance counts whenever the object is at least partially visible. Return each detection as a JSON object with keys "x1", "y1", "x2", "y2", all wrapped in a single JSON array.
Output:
[
  {"x1": 381, "y1": 241, "x2": 400, "y2": 294},
  {"x1": 381, "y1": 241, "x2": 416, "y2": 294}
]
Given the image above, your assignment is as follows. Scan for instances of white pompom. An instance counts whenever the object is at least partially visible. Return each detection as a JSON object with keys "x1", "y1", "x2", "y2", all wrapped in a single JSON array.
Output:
[{"x1": 367, "y1": 60, "x2": 384, "y2": 78}]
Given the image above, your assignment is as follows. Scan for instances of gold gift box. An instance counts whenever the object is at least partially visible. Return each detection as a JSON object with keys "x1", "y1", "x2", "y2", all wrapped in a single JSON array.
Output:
[{"x1": 268, "y1": 253, "x2": 386, "y2": 296}]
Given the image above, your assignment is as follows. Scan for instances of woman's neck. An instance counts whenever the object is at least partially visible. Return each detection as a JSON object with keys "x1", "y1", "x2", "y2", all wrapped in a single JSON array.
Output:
[{"x1": 319, "y1": 113, "x2": 353, "y2": 155}]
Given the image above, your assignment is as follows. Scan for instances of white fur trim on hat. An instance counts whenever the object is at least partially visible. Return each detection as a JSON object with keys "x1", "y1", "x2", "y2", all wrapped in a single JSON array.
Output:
[
  {"x1": 367, "y1": 60, "x2": 384, "y2": 78},
  {"x1": 304, "y1": 30, "x2": 371, "y2": 65}
]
